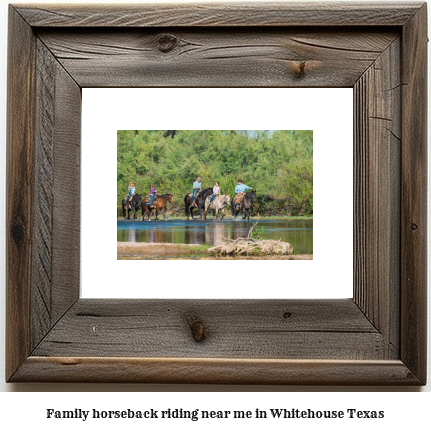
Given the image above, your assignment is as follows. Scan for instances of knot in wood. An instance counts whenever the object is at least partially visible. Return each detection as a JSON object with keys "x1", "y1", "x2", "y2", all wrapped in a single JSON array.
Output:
[
  {"x1": 294, "y1": 61, "x2": 307, "y2": 78},
  {"x1": 411, "y1": 223, "x2": 418, "y2": 231},
  {"x1": 157, "y1": 34, "x2": 178, "y2": 53},
  {"x1": 186, "y1": 314, "x2": 206, "y2": 342},
  {"x1": 11, "y1": 222, "x2": 26, "y2": 245}
]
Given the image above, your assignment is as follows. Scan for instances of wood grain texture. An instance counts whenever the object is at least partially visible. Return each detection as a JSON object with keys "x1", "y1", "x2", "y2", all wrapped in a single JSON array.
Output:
[
  {"x1": 37, "y1": 29, "x2": 398, "y2": 88},
  {"x1": 50, "y1": 52, "x2": 81, "y2": 325},
  {"x1": 6, "y1": 2, "x2": 427, "y2": 385},
  {"x1": 6, "y1": 8, "x2": 36, "y2": 381},
  {"x1": 32, "y1": 39, "x2": 81, "y2": 351},
  {"x1": 15, "y1": 2, "x2": 422, "y2": 27},
  {"x1": 32, "y1": 40, "x2": 56, "y2": 347},
  {"x1": 32, "y1": 299, "x2": 384, "y2": 360},
  {"x1": 12, "y1": 358, "x2": 420, "y2": 385},
  {"x1": 400, "y1": 3, "x2": 427, "y2": 384},
  {"x1": 353, "y1": 38, "x2": 401, "y2": 359}
]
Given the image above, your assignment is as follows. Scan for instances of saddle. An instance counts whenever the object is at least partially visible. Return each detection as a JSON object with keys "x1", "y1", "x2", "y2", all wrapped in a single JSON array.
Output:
[
  {"x1": 125, "y1": 193, "x2": 135, "y2": 209},
  {"x1": 145, "y1": 195, "x2": 157, "y2": 207},
  {"x1": 190, "y1": 190, "x2": 201, "y2": 207},
  {"x1": 206, "y1": 195, "x2": 215, "y2": 209},
  {"x1": 234, "y1": 193, "x2": 245, "y2": 207}
]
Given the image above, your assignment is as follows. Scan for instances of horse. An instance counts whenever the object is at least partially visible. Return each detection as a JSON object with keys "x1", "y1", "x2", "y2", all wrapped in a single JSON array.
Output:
[
  {"x1": 204, "y1": 194, "x2": 231, "y2": 220},
  {"x1": 184, "y1": 188, "x2": 212, "y2": 220},
  {"x1": 142, "y1": 193, "x2": 173, "y2": 221},
  {"x1": 232, "y1": 190, "x2": 256, "y2": 221},
  {"x1": 122, "y1": 194, "x2": 142, "y2": 220}
]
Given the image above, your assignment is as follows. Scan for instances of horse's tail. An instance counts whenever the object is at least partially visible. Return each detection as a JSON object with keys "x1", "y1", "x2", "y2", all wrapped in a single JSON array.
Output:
[{"x1": 122, "y1": 200, "x2": 126, "y2": 217}]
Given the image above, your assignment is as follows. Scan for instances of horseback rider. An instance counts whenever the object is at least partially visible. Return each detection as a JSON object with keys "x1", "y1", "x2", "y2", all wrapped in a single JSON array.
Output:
[
  {"x1": 234, "y1": 179, "x2": 252, "y2": 209},
  {"x1": 150, "y1": 184, "x2": 157, "y2": 207},
  {"x1": 190, "y1": 176, "x2": 201, "y2": 208},
  {"x1": 126, "y1": 182, "x2": 136, "y2": 209},
  {"x1": 210, "y1": 181, "x2": 221, "y2": 205}
]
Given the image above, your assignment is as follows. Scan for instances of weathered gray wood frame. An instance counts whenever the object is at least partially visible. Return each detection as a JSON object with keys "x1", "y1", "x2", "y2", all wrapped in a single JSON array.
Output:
[{"x1": 6, "y1": 3, "x2": 427, "y2": 384}]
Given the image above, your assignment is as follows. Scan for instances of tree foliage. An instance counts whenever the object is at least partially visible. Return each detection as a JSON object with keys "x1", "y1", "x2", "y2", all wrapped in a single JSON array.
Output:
[{"x1": 117, "y1": 130, "x2": 313, "y2": 216}]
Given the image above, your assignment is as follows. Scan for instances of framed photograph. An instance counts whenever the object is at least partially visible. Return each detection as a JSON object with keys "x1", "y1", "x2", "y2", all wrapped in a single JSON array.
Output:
[
  {"x1": 6, "y1": 2, "x2": 427, "y2": 384},
  {"x1": 116, "y1": 129, "x2": 313, "y2": 258}
]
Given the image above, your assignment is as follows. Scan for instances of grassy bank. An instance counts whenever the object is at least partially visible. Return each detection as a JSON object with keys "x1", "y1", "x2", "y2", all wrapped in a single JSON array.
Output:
[{"x1": 117, "y1": 242, "x2": 312, "y2": 260}]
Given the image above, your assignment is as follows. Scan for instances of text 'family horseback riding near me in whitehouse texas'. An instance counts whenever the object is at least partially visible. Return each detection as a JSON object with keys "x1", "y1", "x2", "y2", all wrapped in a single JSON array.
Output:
[
  {"x1": 45, "y1": 407, "x2": 384, "y2": 421},
  {"x1": 117, "y1": 130, "x2": 313, "y2": 261}
]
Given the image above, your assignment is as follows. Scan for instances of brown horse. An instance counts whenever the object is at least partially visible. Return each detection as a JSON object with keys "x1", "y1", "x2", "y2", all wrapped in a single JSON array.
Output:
[{"x1": 142, "y1": 193, "x2": 173, "y2": 221}]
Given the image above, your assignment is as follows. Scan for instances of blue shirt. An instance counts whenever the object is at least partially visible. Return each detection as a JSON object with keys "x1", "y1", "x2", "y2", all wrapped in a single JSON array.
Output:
[
  {"x1": 128, "y1": 186, "x2": 135, "y2": 196},
  {"x1": 235, "y1": 184, "x2": 251, "y2": 194},
  {"x1": 193, "y1": 181, "x2": 202, "y2": 190}
]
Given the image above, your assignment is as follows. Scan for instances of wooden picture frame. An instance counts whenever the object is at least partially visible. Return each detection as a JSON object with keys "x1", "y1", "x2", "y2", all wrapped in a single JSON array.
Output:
[{"x1": 6, "y1": 2, "x2": 427, "y2": 384}]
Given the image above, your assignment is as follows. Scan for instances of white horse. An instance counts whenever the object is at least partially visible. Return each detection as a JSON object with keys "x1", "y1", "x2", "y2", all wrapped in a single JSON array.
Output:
[{"x1": 204, "y1": 194, "x2": 231, "y2": 220}]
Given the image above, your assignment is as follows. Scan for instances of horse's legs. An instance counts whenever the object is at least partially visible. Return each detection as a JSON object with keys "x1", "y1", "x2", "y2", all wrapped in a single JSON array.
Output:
[
  {"x1": 185, "y1": 200, "x2": 189, "y2": 220},
  {"x1": 188, "y1": 201, "x2": 193, "y2": 220}
]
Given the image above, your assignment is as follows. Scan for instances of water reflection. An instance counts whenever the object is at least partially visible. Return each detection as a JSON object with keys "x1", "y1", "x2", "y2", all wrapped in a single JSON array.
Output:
[
  {"x1": 118, "y1": 219, "x2": 313, "y2": 255},
  {"x1": 128, "y1": 229, "x2": 136, "y2": 243}
]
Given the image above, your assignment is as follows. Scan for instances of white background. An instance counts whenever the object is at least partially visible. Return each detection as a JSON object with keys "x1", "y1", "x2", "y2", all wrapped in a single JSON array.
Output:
[
  {"x1": 82, "y1": 87, "x2": 353, "y2": 299},
  {"x1": 0, "y1": 0, "x2": 429, "y2": 422}
]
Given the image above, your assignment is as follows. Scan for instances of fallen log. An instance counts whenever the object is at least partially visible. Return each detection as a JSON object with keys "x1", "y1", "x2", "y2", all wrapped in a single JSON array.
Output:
[{"x1": 208, "y1": 238, "x2": 293, "y2": 256}]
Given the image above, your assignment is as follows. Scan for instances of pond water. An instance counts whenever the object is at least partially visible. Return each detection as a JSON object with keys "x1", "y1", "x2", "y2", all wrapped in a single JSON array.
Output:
[{"x1": 117, "y1": 219, "x2": 313, "y2": 255}]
